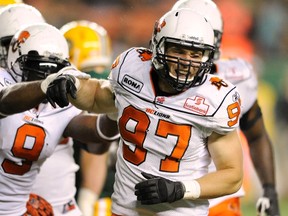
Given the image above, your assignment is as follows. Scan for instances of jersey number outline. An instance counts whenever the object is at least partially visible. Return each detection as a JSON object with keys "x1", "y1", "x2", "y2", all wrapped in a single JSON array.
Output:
[
  {"x1": 119, "y1": 104, "x2": 240, "y2": 173},
  {"x1": 2, "y1": 124, "x2": 46, "y2": 175},
  {"x1": 227, "y1": 101, "x2": 241, "y2": 127},
  {"x1": 119, "y1": 106, "x2": 191, "y2": 173}
]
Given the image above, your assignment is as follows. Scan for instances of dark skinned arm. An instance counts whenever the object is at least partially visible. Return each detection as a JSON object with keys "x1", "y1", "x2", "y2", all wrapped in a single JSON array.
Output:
[
  {"x1": 0, "y1": 80, "x2": 45, "y2": 117},
  {"x1": 63, "y1": 113, "x2": 119, "y2": 154},
  {"x1": 240, "y1": 101, "x2": 275, "y2": 185},
  {"x1": 240, "y1": 100, "x2": 280, "y2": 215}
]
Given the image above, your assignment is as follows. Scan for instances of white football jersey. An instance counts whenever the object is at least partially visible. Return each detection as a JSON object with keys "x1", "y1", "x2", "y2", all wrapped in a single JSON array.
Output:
[
  {"x1": 31, "y1": 138, "x2": 81, "y2": 215},
  {"x1": 0, "y1": 68, "x2": 81, "y2": 216},
  {"x1": 109, "y1": 48, "x2": 242, "y2": 216},
  {"x1": 208, "y1": 58, "x2": 258, "y2": 207}
]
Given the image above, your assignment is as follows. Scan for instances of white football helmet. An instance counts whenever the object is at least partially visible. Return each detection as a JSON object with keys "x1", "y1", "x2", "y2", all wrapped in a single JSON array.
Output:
[
  {"x1": 8, "y1": 23, "x2": 70, "y2": 83},
  {"x1": 172, "y1": 0, "x2": 223, "y2": 60},
  {"x1": 151, "y1": 8, "x2": 215, "y2": 91},
  {"x1": 0, "y1": 3, "x2": 46, "y2": 68}
]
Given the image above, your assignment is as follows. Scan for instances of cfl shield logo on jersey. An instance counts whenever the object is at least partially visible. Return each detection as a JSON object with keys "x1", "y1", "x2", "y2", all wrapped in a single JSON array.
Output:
[
  {"x1": 122, "y1": 75, "x2": 143, "y2": 93},
  {"x1": 184, "y1": 96, "x2": 209, "y2": 115}
]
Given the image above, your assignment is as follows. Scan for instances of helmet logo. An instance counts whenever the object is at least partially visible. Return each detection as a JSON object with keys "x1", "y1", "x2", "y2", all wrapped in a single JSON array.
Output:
[
  {"x1": 11, "y1": 31, "x2": 31, "y2": 53},
  {"x1": 137, "y1": 48, "x2": 152, "y2": 61},
  {"x1": 154, "y1": 20, "x2": 166, "y2": 34},
  {"x1": 209, "y1": 77, "x2": 228, "y2": 90}
]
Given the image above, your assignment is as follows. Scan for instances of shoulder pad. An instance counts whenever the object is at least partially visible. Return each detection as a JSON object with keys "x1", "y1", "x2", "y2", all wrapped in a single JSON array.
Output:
[{"x1": 215, "y1": 58, "x2": 254, "y2": 84}]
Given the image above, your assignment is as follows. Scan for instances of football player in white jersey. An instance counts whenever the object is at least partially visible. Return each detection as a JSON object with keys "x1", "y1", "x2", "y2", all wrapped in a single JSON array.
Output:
[
  {"x1": 0, "y1": 22, "x2": 118, "y2": 216},
  {"x1": 0, "y1": 4, "x2": 81, "y2": 215},
  {"x1": 41, "y1": 9, "x2": 243, "y2": 216},
  {"x1": 172, "y1": 1, "x2": 280, "y2": 216},
  {"x1": 0, "y1": 4, "x2": 117, "y2": 215}
]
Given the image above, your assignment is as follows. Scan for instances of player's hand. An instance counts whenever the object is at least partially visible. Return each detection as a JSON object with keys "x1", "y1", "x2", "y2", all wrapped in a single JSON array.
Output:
[
  {"x1": 256, "y1": 184, "x2": 280, "y2": 216},
  {"x1": 134, "y1": 172, "x2": 185, "y2": 205},
  {"x1": 46, "y1": 74, "x2": 77, "y2": 108},
  {"x1": 41, "y1": 66, "x2": 90, "y2": 108}
]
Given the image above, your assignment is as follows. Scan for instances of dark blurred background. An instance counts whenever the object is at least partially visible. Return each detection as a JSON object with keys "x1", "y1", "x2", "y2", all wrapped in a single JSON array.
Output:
[{"x1": 24, "y1": 0, "x2": 288, "y2": 214}]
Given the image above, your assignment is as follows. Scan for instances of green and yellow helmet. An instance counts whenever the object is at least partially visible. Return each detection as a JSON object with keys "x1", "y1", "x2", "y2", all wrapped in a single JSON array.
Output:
[
  {"x1": 0, "y1": 0, "x2": 23, "y2": 8},
  {"x1": 60, "y1": 20, "x2": 112, "y2": 79}
]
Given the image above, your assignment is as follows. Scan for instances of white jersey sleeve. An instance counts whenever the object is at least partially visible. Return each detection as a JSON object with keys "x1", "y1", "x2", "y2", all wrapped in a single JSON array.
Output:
[{"x1": 31, "y1": 138, "x2": 80, "y2": 213}]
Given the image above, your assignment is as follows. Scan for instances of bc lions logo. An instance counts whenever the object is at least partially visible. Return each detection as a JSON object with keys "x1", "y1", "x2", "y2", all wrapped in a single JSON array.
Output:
[
  {"x1": 11, "y1": 31, "x2": 31, "y2": 53},
  {"x1": 137, "y1": 49, "x2": 152, "y2": 61},
  {"x1": 153, "y1": 19, "x2": 166, "y2": 35},
  {"x1": 210, "y1": 77, "x2": 228, "y2": 90}
]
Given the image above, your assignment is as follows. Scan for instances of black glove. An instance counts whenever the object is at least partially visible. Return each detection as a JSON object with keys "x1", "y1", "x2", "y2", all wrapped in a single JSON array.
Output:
[
  {"x1": 46, "y1": 74, "x2": 77, "y2": 108},
  {"x1": 134, "y1": 172, "x2": 185, "y2": 205},
  {"x1": 256, "y1": 184, "x2": 280, "y2": 216}
]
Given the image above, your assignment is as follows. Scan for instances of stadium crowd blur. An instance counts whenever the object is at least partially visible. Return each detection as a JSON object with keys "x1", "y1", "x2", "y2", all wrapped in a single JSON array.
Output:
[{"x1": 26, "y1": 0, "x2": 288, "y2": 208}]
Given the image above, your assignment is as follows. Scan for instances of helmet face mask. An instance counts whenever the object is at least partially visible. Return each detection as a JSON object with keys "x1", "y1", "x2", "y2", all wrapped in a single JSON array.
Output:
[
  {"x1": 8, "y1": 23, "x2": 70, "y2": 83},
  {"x1": 12, "y1": 51, "x2": 70, "y2": 82},
  {"x1": 154, "y1": 37, "x2": 213, "y2": 91},
  {"x1": 151, "y1": 9, "x2": 215, "y2": 91},
  {"x1": 0, "y1": 36, "x2": 11, "y2": 68}
]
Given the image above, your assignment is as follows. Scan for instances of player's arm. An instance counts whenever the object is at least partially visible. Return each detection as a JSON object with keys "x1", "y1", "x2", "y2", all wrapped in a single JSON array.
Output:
[
  {"x1": 70, "y1": 78, "x2": 116, "y2": 114},
  {"x1": 0, "y1": 80, "x2": 45, "y2": 117},
  {"x1": 64, "y1": 113, "x2": 119, "y2": 154},
  {"x1": 41, "y1": 66, "x2": 117, "y2": 114},
  {"x1": 200, "y1": 130, "x2": 243, "y2": 198},
  {"x1": 240, "y1": 101, "x2": 275, "y2": 185},
  {"x1": 77, "y1": 151, "x2": 109, "y2": 215},
  {"x1": 135, "y1": 130, "x2": 243, "y2": 204},
  {"x1": 240, "y1": 101, "x2": 279, "y2": 215}
]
